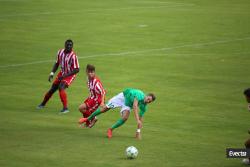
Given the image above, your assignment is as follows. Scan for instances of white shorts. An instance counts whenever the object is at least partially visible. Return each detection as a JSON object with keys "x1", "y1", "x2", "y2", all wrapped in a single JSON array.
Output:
[{"x1": 106, "y1": 92, "x2": 131, "y2": 114}]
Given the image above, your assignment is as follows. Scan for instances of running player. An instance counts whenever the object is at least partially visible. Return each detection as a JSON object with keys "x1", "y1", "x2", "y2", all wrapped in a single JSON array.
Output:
[
  {"x1": 78, "y1": 64, "x2": 106, "y2": 128},
  {"x1": 37, "y1": 39, "x2": 80, "y2": 113},
  {"x1": 79, "y1": 88, "x2": 156, "y2": 139}
]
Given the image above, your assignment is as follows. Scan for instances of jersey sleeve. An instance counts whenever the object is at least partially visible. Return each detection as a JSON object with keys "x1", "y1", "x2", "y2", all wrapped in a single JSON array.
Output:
[
  {"x1": 72, "y1": 54, "x2": 80, "y2": 69},
  {"x1": 139, "y1": 105, "x2": 147, "y2": 117}
]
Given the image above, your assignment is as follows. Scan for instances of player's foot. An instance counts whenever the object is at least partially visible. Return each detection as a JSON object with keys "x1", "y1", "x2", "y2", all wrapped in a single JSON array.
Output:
[
  {"x1": 107, "y1": 128, "x2": 113, "y2": 139},
  {"x1": 242, "y1": 158, "x2": 250, "y2": 165},
  {"x1": 88, "y1": 117, "x2": 98, "y2": 128},
  {"x1": 60, "y1": 108, "x2": 70, "y2": 114},
  {"x1": 37, "y1": 104, "x2": 45, "y2": 109},
  {"x1": 79, "y1": 117, "x2": 88, "y2": 124}
]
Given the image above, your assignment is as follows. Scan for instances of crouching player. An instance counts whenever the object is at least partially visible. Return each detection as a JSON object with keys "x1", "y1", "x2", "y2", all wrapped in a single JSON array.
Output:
[
  {"x1": 78, "y1": 64, "x2": 106, "y2": 128},
  {"x1": 79, "y1": 88, "x2": 156, "y2": 139}
]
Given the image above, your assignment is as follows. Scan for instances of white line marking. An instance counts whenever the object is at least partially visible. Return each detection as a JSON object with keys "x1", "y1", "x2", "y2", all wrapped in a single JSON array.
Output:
[
  {"x1": 141, "y1": 1, "x2": 194, "y2": 5},
  {"x1": 138, "y1": 24, "x2": 148, "y2": 28},
  {"x1": 0, "y1": 37, "x2": 249, "y2": 69},
  {"x1": 0, "y1": 4, "x2": 194, "y2": 19}
]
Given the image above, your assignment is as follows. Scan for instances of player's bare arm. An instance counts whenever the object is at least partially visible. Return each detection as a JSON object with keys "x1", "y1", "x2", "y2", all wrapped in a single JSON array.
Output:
[
  {"x1": 135, "y1": 116, "x2": 143, "y2": 140},
  {"x1": 133, "y1": 98, "x2": 142, "y2": 130},
  {"x1": 48, "y1": 62, "x2": 59, "y2": 82}
]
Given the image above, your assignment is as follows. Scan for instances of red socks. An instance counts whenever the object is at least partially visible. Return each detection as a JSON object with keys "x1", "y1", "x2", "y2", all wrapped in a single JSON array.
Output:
[{"x1": 59, "y1": 89, "x2": 68, "y2": 109}]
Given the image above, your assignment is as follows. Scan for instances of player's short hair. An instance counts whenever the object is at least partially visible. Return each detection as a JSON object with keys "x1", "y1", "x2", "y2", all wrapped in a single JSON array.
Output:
[
  {"x1": 244, "y1": 88, "x2": 250, "y2": 97},
  {"x1": 148, "y1": 93, "x2": 156, "y2": 101},
  {"x1": 86, "y1": 64, "x2": 95, "y2": 72},
  {"x1": 65, "y1": 39, "x2": 73, "y2": 44}
]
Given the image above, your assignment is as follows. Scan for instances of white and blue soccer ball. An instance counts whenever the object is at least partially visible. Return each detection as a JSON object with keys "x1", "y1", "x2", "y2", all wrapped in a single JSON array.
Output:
[{"x1": 125, "y1": 146, "x2": 138, "y2": 159}]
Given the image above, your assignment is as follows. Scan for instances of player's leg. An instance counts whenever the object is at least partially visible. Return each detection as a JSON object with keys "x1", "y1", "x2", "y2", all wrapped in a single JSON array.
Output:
[
  {"x1": 79, "y1": 105, "x2": 110, "y2": 124},
  {"x1": 58, "y1": 82, "x2": 69, "y2": 113},
  {"x1": 79, "y1": 98, "x2": 100, "y2": 127},
  {"x1": 79, "y1": 102, "x2": 92, "y2": 127},
  {"x1": 79, "y1": 103, "x2": 88, "y2": 115},
  {"x1": 107, "y1": 109, "x2": 130, "y2": 138},
  {"x1": 78, "y1": 92, "x2": 124, "y2": 124},
  {"x1": 86, "y1": 92, "x2": 126, "y2": 122},
  {"x1": 244, "y1": 88, "x2": 250, "y2": 111},
  {"x1": 37, "y1": 83, "x2": 59, "y2": 108}
]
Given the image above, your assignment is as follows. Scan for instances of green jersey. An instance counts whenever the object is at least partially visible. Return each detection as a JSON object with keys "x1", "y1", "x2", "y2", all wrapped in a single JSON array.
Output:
[{"x1": 123, "y1": 88, "x2": 147, "y2": 117}]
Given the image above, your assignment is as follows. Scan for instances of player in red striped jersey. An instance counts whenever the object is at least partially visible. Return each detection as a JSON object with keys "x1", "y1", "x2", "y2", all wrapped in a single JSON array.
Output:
[
  {"x1": 78, "y1": 64, "x2": 106, "y2": 127},
  {"x1": 37, "y1": 39, "x2": 80, "y2": 114}
]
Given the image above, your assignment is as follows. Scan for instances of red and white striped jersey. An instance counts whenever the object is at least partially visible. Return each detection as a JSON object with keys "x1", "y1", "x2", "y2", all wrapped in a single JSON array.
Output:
[
  {"x1": 56, "y1": 49, "x2": 79, "y2": 75},
  {"x1": 87, "y1": 76, "x2": 106, "y2": 101}
]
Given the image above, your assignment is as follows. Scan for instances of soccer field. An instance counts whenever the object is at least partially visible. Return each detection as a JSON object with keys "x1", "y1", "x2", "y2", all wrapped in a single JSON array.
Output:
[{"x1": 0, "y1": 0, "x2": 250, "y2": 166}]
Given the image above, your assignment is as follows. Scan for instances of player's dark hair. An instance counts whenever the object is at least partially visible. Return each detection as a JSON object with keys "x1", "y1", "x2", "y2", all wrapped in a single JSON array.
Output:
[
  {"x1": 244, "y1": 88, "x2": 250, "y2": 97},
  {"x1": 86, "y1": 64, "x2": 95, "y2": 72},
  {"x1": 65, "y1": 39, "x2": 73, "y2": 44},
  {"x1": 148, "y1": 93, "x2": 156, "y2": 101}
]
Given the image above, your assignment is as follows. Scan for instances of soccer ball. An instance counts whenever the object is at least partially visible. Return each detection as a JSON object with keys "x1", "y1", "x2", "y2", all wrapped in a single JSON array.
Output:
[{"x1": 125, "y1": 146, "x2": 138, "y2": 159}]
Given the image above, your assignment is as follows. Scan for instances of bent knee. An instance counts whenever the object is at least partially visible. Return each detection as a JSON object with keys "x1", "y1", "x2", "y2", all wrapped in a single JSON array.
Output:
[
  {"x1": 79, "y1": 104, "x2": 87, "y2": 112},
  {"x1": 122, "y1": 111, "x2": 130, "y2": 121},
  {"x1": 122, "y1": 117, "x2": 129, "y2": 122}
]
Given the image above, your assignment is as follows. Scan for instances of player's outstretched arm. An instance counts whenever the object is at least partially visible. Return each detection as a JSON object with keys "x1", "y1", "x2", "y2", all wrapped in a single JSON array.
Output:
[
  {"x1": 48, "y1": 62, "x2": 59, "y2": 82},
  {"x1": 133, "y1": 99, "x2": 142, "y2": 140},
  {"x1": 135, "y1": 117, "x2": 143, "y2": 140}
]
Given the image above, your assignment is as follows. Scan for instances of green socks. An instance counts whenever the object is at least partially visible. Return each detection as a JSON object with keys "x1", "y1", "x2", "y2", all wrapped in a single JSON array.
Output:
[
  {"x1": 87, "y1": 108, "x2": 126, "y2": 130},
  {"x1": 111, "y1": 118, "x2": 125, "y2": 130},
  {"x1": 88, "y1": 108, "x2": 102, "y2": 120}
]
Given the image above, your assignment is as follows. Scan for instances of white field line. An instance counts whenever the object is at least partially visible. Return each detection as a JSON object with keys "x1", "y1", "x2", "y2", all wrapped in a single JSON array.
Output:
[
  {"x1": 0, "y1": 36, "x2": 250, "y2": 69},
  {"x1": 0, "y1": 4, "x2": 195, "y2": 19},
  {"x1": 140, "y1": 1, "x2": 194, "y2": 5}
]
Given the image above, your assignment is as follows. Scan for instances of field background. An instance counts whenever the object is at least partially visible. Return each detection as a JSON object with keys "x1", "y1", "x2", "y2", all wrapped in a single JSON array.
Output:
[{"x1": 0, "y1": 0, "x2": 250, "y2": 167}]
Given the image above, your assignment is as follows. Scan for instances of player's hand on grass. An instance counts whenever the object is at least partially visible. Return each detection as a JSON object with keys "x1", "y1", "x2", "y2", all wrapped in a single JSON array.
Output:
[
  {"x1": 137, "y1": 120, "x2": 142, "y2": 129},
  {"x1": 135, "y1": 131, "x2": 141, "y2": 140}
]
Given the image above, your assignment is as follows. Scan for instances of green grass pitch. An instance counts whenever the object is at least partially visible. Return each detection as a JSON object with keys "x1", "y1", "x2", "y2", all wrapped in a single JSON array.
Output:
[{"x1": 0, "y1": 0, "x2": 250, "y2": 166}]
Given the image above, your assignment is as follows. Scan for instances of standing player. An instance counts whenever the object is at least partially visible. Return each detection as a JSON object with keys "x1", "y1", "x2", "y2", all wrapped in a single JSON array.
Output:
[
  {"x1": 37, "y1": 39, "x2": 80, "y2": 113},
  {"x1": 78, "y1": 64, "x2": 106, "y2": 128},
  {"x1": 79, "y1": 88, "x2": 156, "y2": 139}
]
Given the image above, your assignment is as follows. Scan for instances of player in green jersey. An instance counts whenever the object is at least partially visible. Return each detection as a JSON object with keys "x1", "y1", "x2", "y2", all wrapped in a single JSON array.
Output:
[{"x1": 79, "y1": 88, "x2": 156, "y2": 139}]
